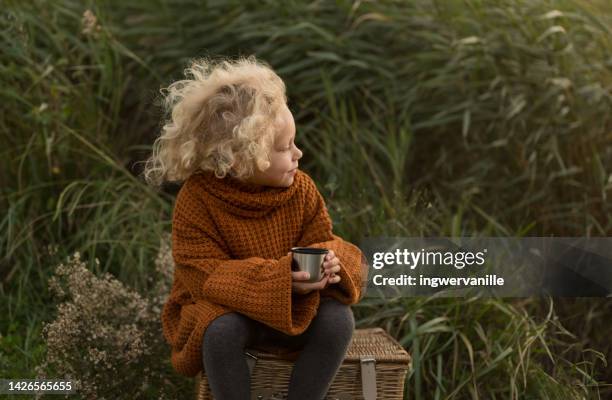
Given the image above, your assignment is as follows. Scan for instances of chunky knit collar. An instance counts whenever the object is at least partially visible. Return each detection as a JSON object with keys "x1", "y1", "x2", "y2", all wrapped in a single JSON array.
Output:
[{"x1": 193, "y1": 169, "x2": 302, "y2": 218}]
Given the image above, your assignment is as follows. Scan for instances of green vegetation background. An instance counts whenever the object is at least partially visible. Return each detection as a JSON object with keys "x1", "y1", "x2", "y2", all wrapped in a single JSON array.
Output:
[{"x1": 1, "y1": 0, "x2": 611, "y2": 398}]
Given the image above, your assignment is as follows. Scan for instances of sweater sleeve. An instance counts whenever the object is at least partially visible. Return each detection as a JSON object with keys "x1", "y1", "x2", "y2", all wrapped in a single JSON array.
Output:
[
  {"x1": 171, "y1": 182, "x2": 320, "y2": 335},
  {"x1": 295, "y1": 176, "x2": 368, "y2": 305}
]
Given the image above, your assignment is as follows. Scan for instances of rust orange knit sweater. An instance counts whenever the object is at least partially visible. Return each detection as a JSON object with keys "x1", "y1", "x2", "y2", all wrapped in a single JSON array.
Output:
[{"x1": 161, "y1": 168, "x2": 367, "y2": 377}]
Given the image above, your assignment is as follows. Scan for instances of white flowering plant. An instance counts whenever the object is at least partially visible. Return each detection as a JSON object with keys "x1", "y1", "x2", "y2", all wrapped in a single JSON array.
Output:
[{"x1": 35, "y1": 235, "x2": 183, "y2": 399}]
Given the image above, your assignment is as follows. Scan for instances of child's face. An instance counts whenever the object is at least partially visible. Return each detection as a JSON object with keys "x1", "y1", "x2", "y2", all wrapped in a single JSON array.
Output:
[{"x1": 244, "y1": 104, "x2": 303, "y2": 188}]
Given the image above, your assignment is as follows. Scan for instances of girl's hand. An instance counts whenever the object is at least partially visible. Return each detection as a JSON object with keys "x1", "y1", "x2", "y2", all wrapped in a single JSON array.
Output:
[
  {"x1": 291, "y1": 270, "x2": 329, "y2": 295},
  {"x1": 322, "y1": 249, "x2": 342, "y2": 285},
  {"x1": 286, "y1": 251, "x2": 339, "y2": 294}
]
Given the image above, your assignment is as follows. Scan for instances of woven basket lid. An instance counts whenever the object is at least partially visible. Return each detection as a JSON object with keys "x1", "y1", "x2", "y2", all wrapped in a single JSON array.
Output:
[{"x1": 344, "y1": 327, "x2": 410, "y2": 364}]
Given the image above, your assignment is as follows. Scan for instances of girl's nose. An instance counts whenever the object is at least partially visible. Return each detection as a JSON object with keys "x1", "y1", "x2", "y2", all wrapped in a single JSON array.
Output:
[{"x1": 294, "y1": 146, "x2": 303, "y2": 160}]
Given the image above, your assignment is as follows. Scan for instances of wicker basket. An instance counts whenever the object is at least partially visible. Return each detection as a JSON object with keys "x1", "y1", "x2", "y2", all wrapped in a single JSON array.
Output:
[{"x1": 195, "y1": 327, "x2": 411, "y2": 400}]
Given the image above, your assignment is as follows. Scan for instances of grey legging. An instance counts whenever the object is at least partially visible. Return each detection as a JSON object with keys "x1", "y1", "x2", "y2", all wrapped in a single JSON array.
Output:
[{"x1": 202, "y1": 297, "x2": 355, "y2": 400}]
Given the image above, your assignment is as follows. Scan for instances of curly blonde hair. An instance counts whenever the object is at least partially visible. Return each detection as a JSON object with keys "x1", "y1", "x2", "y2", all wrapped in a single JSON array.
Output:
[{"x1": 142, "y1": 55, "x2": 287, "y2": 188}]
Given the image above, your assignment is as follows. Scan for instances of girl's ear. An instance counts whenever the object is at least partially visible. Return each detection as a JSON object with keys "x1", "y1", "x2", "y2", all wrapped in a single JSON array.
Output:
[{"x1": 256, "y1": 158, "x2": 270, "y2": 171}]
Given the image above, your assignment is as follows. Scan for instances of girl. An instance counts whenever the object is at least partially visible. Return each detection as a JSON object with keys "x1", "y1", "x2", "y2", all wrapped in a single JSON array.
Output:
[{"x1": 144, "y1": 55, "x2": 366, "y2": 399}]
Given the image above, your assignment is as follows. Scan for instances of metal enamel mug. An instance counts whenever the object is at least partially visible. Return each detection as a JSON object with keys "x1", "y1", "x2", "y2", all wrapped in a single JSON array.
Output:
[{"x1": 291, "y1": 247, "x2": 329, "y2": 283}]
